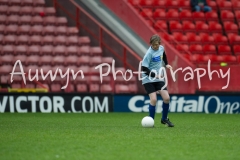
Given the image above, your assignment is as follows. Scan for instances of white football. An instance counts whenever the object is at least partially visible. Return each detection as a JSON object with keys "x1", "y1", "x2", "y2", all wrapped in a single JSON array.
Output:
[{"x1": 141, "y1": 116, "x2": 154, "y2": 128}]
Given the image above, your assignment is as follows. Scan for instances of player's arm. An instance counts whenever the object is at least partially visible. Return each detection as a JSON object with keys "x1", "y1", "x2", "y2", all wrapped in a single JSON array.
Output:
[
  {"x1": 163, "y1": 51, "x2": 172, "y2": 69},
  {"x1": 142, "y1": 66, "x2": 156, "y2": 78}
]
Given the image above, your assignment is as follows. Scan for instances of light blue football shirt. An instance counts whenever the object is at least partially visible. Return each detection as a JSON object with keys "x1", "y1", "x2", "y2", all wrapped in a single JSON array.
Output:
[{"x1": 141, "y1": 45, "x2": 165, "y2": 84}]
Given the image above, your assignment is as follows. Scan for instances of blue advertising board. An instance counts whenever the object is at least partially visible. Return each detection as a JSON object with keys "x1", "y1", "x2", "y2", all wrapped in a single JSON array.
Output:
[{"x1": 114, "y1": 95, "x2": 240, "y2": 114}]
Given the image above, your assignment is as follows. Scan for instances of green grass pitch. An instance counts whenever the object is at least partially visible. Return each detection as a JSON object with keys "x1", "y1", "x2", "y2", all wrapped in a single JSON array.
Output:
[{"x1": 0, "y1": 113, "x2": 239, "y2": 160}]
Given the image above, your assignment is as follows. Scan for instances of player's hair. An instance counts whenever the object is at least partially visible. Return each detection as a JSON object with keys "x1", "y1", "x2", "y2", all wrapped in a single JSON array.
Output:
[{"x1": 150, "y1": 34, "x2": 161, "y2": 45}]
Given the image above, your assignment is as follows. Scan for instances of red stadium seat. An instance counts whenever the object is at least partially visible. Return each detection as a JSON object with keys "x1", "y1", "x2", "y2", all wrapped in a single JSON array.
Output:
[
  {"x1": 66, "y1": 46, "x2": 78, "y2": 55},
  {"x1": 212, "y1": 33, "x2": 228, "y2": 45},
  {"x1": 76, "y1": 84, "x2": 88, "y2": 92},
  {"x1": 139, "y1": 0, "x2": 153, "y2": 7},
  {"x1": 208, "y1": 55, "x2": 223, "y2": 64},
  {"x1": 0, "y1": 5, "x2": 8, "y2": 15},
  {"x1": 223, "y1": 22, "x2": 238, "y2": 34},
  {"x1": 182, "y1": 21, "x2": 196, "y2": 33},
  {"x1": 217, "y1": 1, "x2": 232, "y2": 11},
  {"x1": 43, "y1": 16, "x2": 56, "y2": 26},
  {"x1": 140, "y1": 8, "x2": 153, "y2": 18},
  {"x1": 169, "y1": 21, "x2": 183, "y2": 33},
  {"x1": 232, "y1": 0, "x2": 240, "y2": 11},
  {"x1": 28, "y1": 45, "x2": 40, "y2": 55},
  {"x1": 154, "y1": 20, "x2": 167, "y2": 31},
  {"x1": 67, "y1": 36, "x2": 78, "y2": 46},
  {"x1": 175, "y1": 44, "x2": 189, "y2": 53},
  {"x1": 205, "y1": 11, "x2": 219, "y2": 22},
  {"x1": 217, "y1": 45, "x2": 231, "y2": 55},
  {"x1": 18, "y1": 25, "x2": 31, "y2": 35},
  {"x1": 51, "y1": 84, "x2": 62, "y2": 92},
  {"x1": 7, "y1": 15, "x2": 19, "y2": 25},
  {"x1": 56, "y1": 17, "x2": 67, "y2": 26},
  {"x1": 192, "y1": 54, "x2": 209, "y2": 64},
  {"x1": 26, "y1": 55, "x2": 39, "y2": 65},
  {"x1": 166, "y1": 9, "x2": 179, "y2": 21},
  {"x1": 79, "y1": 46, "x2": 90, "y2": 56},
  {"x1": 153, "y1": 9, "x2": 166, "y2": 20},
  {"x1": 41, "y1": 45, "x2": 53, "y2": 55},
  {"x1": 3, "y1": 35, "x2": 16, "y2": 45},
  {"x1": 55, "y1": 26, "x2": 68, "y2": 35},
  {"x1": 2, "y1": 45, "x2": 14, "y2": 55},
  {"x1": 189, "y1": 44, "x2": 203, "y2": 54},
  {"x1": 78, "y1": 56, "x2": 90, "y2": 66},
  {"x1": 195, "y1": 21, "x2": 209, "y2": 33},
  {"x1": 207, "y1": 0, "x2": 217, "y2": 10},
  {"x1": 52, "y1": 56, "x2": 65, "y2": 65},
  {"x1": 20, "y1": 6, "x2": 33, "y2": 16},
  {"x1": 192, "y1": 12, "x2": 205, "y2": 22},
  {"x1": 152, "y1": 0, "x2": 166, "y2": 9},
  {"x1": 90, "y1": 47, "x2": 102, "y2": 56},
  {"x1": 172, "y1": 32, "x2": 188, "y2": 44},
  {"x1": 178, "y1": 0, "x2": 190, "y2": 9},
  {"x1": 32, "y1": 6, "x2": 44, "y2": 16},
  {"x1": 165, "y1": 0, "x2": 178, "y2": 9},
  {"x1": 115, "y1": 84, "x2": 129, "y2": 93},
  {"x1": 39, "y1": 55, "x2": 53, "y2": 65},
  {"x1": 7, "y1": 6, "x2": 20, "y2": 15},
  {"x1": 1, "y1": 55, "x2": 14, "y2": 65},
  {"x1": 100, "y1": 84, "x2": 113, "y2": 93},
  {"x1": 186, "y1": 33, "x2": 201, "y2": 44},
  {"x1": 44, "y1": 7, "x2": 56, "y2": 16},
  {"x1": 65, "y1": 55, "x2": 78, "y2": 66},
  {"x1": 128, "y1": 0, "x2": 140, "y2": 6},
  {"x1": 233, "y1": 45, "x2": 240, "y2": 55},
  {"x1": 64, "y1": 84, "x2": 75, "y2": 93},
  {"x1": 5, "y1": 25, "x2": 18, "y2": 35},
  {"x1": 42, "y1": 35, "x2": 54, "y2": 46},
  {"x1": 34, "y1": 0, "x2": 45, "y2": 7},
  {"x1": 19, "y1": 15, "x2": 32, "y2": 25},
  {"x1": 0, "y1": 65, "x2": 12, "y2": 75},
  {"x1": 90, "y1": 56, "x2": 102, "y2": 66},
  {"x1": 159, "y1": 32, "x2": 175, "y2": 44},
  {"x1": 227, "y1": 33, "x2": 240, "y2": 45},
  {"x1": 235, "y1": 11, "x2": 240, "y2": 23},
  {"x1": 15, "y1": 45, "x2": 28, "y2": 55},
  {"x1": 79, "y1": 36, "x2": 90, "y2": 46},
  {"x1": 42, "y1": 26, "x2": 56, "y2": 35},
  {"x1": 199, "y1": 33, "x2": 214, "y2": 45},
  {"x1": 208, "y1": 21, "x2": 223, "y2": 33},
  {"x1": 31, "y1": 15, "x2": 43, "y2": 25},
  {"x1": 54, "y1": 35, "x2": 67, "y2": 46},
  {"x1": 0, "y1": 15, "x2": 7, "y2": 25},
  {"x1": 220, "y1": 10, "x2": 235, "y2": 22},
  {"x1": 53, "y1": 46, "x2": 66, "y2": 56},
  {"x1": 0, "y1": 25, "x2": 4, "y2": 35},
  {"x1": 221, "y1": 55, "x2": 237, "y2": 64},
  {"x1": 202, "y1": 44, "x2": 217, "y2": 54},
  {"x1": 89, "y1": 84, "x2": 100, "y2": 93},
  {"x1": 30, "y1": 25, "x2": 43, "y2": 35},
  {"x1": 102, "y1": 57, "x2": 113, "y2": 64},
  {"x1": 29, "y1": 35, "x2": 42, "y2": 45},
  {"x1": 67, "y1": 27, "x2": 79, "y2": 36},
  {"x1": 179, "y1": 10, "x2": 192, "y2": 21}
]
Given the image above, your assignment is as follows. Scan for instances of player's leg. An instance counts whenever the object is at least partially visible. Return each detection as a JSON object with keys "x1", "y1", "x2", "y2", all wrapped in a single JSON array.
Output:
[
  {"x1": 143, "y1": 83, "x2": 158, "y2": 119},
  {"x1": 158, "y1": 90, "x2": 174, "y2": 127},
  {"x1": 148, "y1": 92, "x2": 157, "y2": 119}
]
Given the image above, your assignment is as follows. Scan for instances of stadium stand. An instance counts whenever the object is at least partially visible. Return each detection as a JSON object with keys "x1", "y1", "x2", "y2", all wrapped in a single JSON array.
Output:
[
  {"x1": 101, "y1": 0, "x2": 240, "y2": 92},
  {"x1": 0, "y1": 0, "x2": 139, "y2": 93}
]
